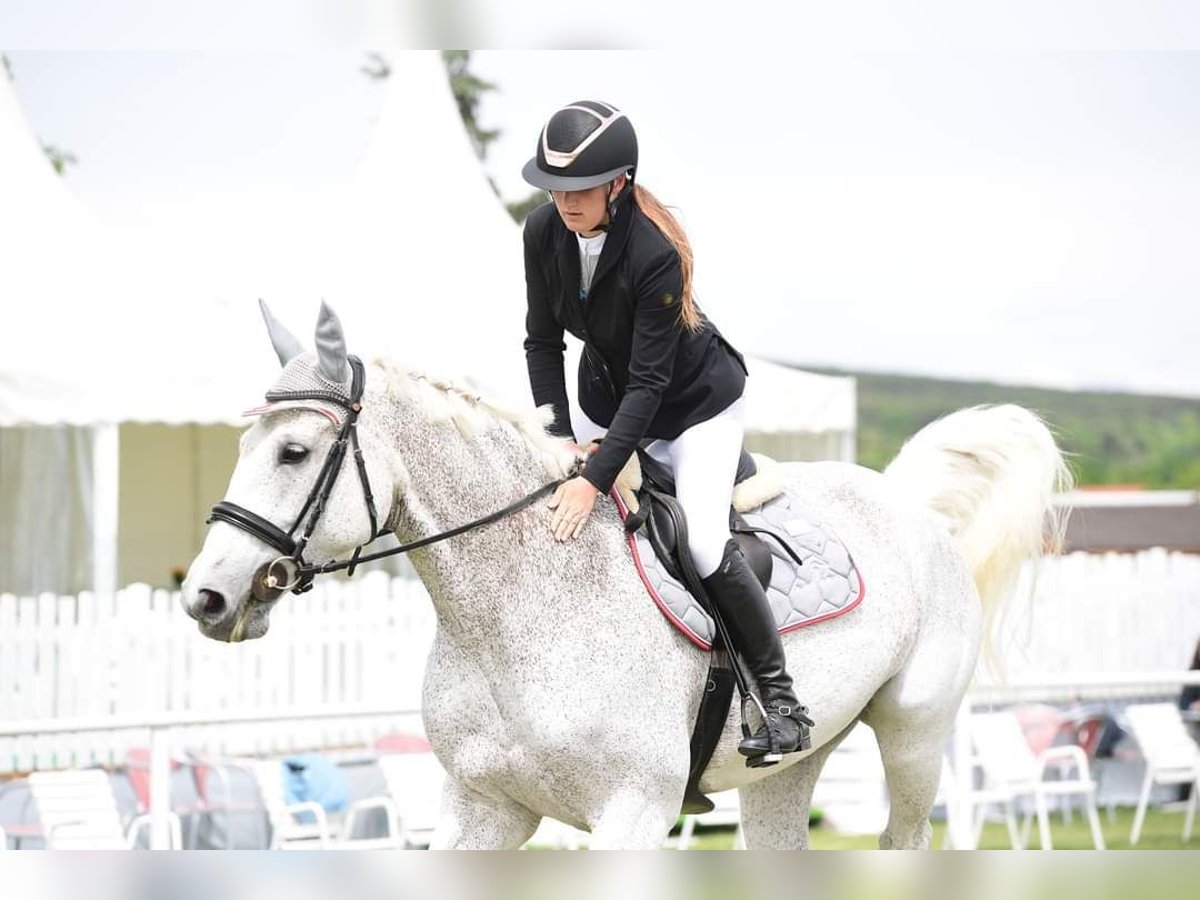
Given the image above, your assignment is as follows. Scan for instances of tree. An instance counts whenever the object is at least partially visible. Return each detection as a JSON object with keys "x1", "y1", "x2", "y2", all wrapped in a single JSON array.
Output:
[
  {"x1": 42, "y1": 144, "x2": 78, "y2": 176},
  {"x1": 441, "y1": 51, "x2": 500, "y2": 163},
  {"x1": 4, "y1": 54, "x2": 79, "y2": 177},
  {"x1": 505, "y1": 191, "x2": 548, "y2": 223},
  {"x1": 361, "y1": 52, "x2": 546, "y2": 223},
  {"x1": 439, "y1": 52, "x2": 546, "y2": 222}
]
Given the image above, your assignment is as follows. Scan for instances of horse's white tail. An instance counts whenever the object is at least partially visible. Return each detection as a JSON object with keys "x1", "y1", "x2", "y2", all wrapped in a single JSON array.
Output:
[{"x1": 882, "y1": 405, "x2": 1072, "y2": 670}]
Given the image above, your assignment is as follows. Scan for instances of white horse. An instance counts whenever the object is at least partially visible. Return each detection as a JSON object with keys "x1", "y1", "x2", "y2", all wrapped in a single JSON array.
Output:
[{"x1": 182, "y1": 304, "x2": 1069, "y2": 849}]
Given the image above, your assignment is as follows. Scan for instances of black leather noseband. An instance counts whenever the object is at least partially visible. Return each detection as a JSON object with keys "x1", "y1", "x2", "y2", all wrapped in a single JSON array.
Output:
[
  {"x1": 208, "y1": 357, "x2": 572, "y2": 596},
  {"x1": 208, "y1": 356, "x2": 382, "y2": 593}
]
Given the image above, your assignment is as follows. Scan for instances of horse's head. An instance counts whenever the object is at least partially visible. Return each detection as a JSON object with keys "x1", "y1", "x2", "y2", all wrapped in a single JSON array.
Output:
[{"x1": 181, "y1": 301, "x2": 399, "y2": 642}]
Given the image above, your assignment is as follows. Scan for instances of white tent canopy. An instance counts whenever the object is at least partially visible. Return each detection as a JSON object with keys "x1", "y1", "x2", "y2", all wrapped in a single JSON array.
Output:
[
  {"x1": 0, "y1": 68, "x2": 124, "y2": 426},
  {"x1": 2, "y1": 52, "x2": 852, "y2": 432},
  {"x1": 0, "y1": 52, "x2": 855, "y2": 596},
  {"x1": 1, "y1": 70, "x2": 121, "y2": 595}
]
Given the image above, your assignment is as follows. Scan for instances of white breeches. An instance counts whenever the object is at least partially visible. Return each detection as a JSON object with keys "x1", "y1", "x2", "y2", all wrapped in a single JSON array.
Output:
[{"x1": 572, "y1": 398, "x2": 746, "y2": 578}]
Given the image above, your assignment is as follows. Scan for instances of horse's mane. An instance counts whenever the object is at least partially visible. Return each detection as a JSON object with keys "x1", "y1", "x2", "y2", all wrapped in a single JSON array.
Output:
[{"x1": 374, "y1": 358, "x2": 575, "y2": 479}]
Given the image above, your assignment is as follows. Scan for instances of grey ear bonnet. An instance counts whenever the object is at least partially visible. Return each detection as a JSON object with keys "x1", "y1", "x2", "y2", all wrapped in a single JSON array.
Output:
[
  {"x1": 259, "y1": 299, "x2": 305, "y2": 366},
  {"x1": 252, "y1": 301, "x2": 356, "y2": 423},
  {"x1": 314, "y1": 300, "x2": 351, "y2": 385}
]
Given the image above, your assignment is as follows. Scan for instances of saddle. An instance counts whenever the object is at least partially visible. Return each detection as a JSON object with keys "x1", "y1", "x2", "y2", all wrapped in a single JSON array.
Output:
[
  {"x1": 619, "y1": 447, "x2": 798, "y2": 815},
  {"x1": 619, "y1": 449, "x2": 783, "y2": 597},
  {"x1": 614, "y1": 446, "x2": 865, "y2": 813}
]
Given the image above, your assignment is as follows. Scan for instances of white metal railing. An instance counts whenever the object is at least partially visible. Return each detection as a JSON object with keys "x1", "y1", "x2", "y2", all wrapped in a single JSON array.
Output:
[
  {"x1": 4, "y1": 672, "x2": 1198, "y2": 850},
  {"x1": 0, "y1": 704, "x2": 422, "y2": 849},
  {"x1": 970, "y1": 671, "x2": 1200, "y2": 706}
]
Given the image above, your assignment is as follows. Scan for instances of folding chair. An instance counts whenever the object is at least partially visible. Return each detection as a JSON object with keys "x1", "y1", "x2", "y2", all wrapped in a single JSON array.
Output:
[
  {"x1": 242, "y1": 759, "x2": 337, "y2": 849},
  {"x1": 1122, "y1": 703, "x2": 1200, "y2": 846},
  {"x1": 969, "y1": 711, "x2": 1105, "y2": 850},
  {"x1": 342, "y1": 751, "x2": 446, "y2": 849},
  {"x1": 28, "y1": 769, "x2": 182, "y2": 850},
  {"x1": 1062, "y1": 712, "x2": 1123, "y2": 823},
  {"x1": 173, "y1": 751, "x2": 265, "y2": 849}
]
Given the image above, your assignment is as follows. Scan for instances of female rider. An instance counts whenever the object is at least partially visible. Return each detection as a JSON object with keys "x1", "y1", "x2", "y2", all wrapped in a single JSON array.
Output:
[{"x1": 520, "y1": 100, "x2": 811, "y2": 764}]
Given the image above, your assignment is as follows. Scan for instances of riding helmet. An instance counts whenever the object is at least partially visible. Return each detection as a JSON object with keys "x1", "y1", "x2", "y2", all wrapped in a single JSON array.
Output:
[{"x1": 521, "y1": 100, "x2": 638, "y2": 192}]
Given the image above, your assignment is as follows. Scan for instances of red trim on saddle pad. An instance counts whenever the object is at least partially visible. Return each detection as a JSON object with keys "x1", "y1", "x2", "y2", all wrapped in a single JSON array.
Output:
[
  {"x1": 612, "y1": 490, "x2": 713, "y2": 650},
  {"x1": 779, "y1": 570, "x2": 866, "y2": 634},
  {"x1": 611, "y1": 488, "x2": 865, "y2": 650}
]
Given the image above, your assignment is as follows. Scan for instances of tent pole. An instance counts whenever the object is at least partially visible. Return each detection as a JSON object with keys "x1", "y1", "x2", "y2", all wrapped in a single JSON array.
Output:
[
  {"x1": 840, "y1": 425, "x2": 857, "y2": 463},
  {"x1": 92, "y1": 423, "x2": 120, "y2": 597},
  {"x1": 842, "y1": 379, "x2": 858, "y2": 462}
]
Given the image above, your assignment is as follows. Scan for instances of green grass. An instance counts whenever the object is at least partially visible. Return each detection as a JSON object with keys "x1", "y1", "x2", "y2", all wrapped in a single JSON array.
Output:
[{"x1": 682, "y1": 806, "x2": 1200, "y2": 849}]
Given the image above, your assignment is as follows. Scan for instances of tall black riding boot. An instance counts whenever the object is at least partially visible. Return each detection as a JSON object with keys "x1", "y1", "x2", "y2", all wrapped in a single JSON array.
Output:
[{"x1": 700, "y1": 539, "x2": 813, "y2": 765}]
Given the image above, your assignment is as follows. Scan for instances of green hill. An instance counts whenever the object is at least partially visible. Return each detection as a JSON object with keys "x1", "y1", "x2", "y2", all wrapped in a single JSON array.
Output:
[{"x1": 804, "y1": 368, "x2": 1200, "y2": 489}]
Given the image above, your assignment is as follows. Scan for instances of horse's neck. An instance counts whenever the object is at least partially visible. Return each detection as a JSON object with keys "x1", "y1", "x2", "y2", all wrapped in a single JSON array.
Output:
[
  {"x1": 378, "y1": 380, "x2": 568, "y2": 633},
  {"x1": 369, "y1": 372, "x2": 698, "y2": 710}
]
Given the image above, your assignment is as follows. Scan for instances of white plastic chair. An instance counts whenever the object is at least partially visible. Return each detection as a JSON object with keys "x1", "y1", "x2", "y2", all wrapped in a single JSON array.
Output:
[
  {"x1": 968, "y1": 711, "x2": 1105, "y2": 850},
  {"x1": 28, "y1": 769, "x2": 182, "y2": 850},
  {"x1": 341, "y1": 752, "x2": 446, "y2": 849},
  {"x1": 242, "y1": 759, "x2": 336, "y2": 849},
  {"x1": 1123, "y1": 703, "x2": 1200, "y2": 846}
]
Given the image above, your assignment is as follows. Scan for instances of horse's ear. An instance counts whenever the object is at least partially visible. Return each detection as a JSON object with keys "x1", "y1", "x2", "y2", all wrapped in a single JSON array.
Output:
[
  {"x1": 259, "y1": 299, "x2": 305, "y2": 367},
  {"x1": 314, "y1": 301, "x2": 351, "y2": 385}
]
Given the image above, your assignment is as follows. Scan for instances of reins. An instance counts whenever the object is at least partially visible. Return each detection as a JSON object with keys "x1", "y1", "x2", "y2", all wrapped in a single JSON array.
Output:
[
  {"x1": 209, "y1": 356, "x2": 574, "y2": 597},
  {"x1": 295, "y1": 473, "x2": 568, "y2": 580}
]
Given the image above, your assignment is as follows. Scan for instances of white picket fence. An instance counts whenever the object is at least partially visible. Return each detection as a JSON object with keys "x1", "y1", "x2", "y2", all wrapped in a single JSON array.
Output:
[
  {"x1": 0, "y1": 571, "x2": 436, "y2": 773},
  {"x1": 982, "y1": 548, "x2": 1200, "y2": 685},
  {"x1": 2, "y1": 549, "x2": 1197, "y2": 775}
]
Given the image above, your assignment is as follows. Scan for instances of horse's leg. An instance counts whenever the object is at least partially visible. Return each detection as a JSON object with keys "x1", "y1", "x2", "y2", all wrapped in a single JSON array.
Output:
[
  {"x1": 587, "y1": 789, "x2": 680, "y2": 849},
  {"x1": 863, "y1": 657, "x2": 965, "y2": 849},
  {"x1": 738, "y1": 723, "x2": 856, "y2": 849},
  {"x1": 867, "y1": 716, "x2": 947, "y2": 850},
  {"x1": 430, "y1": 781, "x2": 540, "y2": 850}
]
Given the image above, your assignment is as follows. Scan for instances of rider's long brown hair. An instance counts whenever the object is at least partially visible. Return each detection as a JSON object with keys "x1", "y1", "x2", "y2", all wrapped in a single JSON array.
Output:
[{"x1": 632, "y1": 184, "x2": 702, "y2": 332}]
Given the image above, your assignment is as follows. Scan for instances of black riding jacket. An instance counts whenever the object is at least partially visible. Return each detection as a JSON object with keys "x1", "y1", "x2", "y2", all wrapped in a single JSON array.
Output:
[{"x1": 523, "y1": 193, "x2": 748, "y2": 494}]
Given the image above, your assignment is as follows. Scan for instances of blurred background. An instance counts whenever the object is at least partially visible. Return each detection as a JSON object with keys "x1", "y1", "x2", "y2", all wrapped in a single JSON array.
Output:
[{"x1": 1, "y1": 4, "x2": 1199, "y2": 851}]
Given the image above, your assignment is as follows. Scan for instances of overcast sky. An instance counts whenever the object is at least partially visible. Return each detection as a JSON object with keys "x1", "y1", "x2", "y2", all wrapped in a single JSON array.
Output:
[{"x1": 5, "y1": 44, "x2": 1200, "y2": 397}]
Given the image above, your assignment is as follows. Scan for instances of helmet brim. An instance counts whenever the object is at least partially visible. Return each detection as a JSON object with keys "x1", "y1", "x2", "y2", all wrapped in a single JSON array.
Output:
[{"x1": 521, "y1": 158, "x2": 632, "y2": 192}]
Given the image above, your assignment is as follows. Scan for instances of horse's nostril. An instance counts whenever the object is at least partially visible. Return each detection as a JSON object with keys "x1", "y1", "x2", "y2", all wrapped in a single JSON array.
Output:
[{"x1": 198, "y1": 589, "x2": 226, "y2": 620}]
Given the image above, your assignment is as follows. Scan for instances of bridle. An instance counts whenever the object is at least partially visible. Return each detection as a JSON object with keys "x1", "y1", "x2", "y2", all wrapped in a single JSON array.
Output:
[{"x1": 208, "y1": 356, "x2": 571, "y2": 598}]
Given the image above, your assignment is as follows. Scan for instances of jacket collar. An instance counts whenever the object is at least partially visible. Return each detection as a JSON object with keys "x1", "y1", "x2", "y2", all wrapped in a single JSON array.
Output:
[
  {"x1": 552, "y1": 190, "x2": 636, "y2": 297},
  {"x1": 590, "y1": 189, "x2": 635, "y2": 290}
]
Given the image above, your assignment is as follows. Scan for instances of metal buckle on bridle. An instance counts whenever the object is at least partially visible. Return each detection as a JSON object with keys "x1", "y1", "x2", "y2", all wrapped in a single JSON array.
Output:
[
  {"x1": 250, "y1": 556, "x2": 307, "y2": 602},
  {"x1": 263, "y1": 556, "x2": 304, "y2": 592},
  {"x1": 212, "y1": 353, "x2": 573, "y2": 598}
]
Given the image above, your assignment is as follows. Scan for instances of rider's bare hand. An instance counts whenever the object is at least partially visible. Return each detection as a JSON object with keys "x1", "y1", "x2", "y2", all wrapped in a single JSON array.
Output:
[{"x1": 548, "y1": 476, "x2": 599, "y2": 542}]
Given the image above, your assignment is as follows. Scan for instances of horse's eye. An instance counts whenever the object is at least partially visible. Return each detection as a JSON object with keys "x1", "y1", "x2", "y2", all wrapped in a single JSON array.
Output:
[{"x1": 279, "y1": 443, "x2": 309, "y2": 465}]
